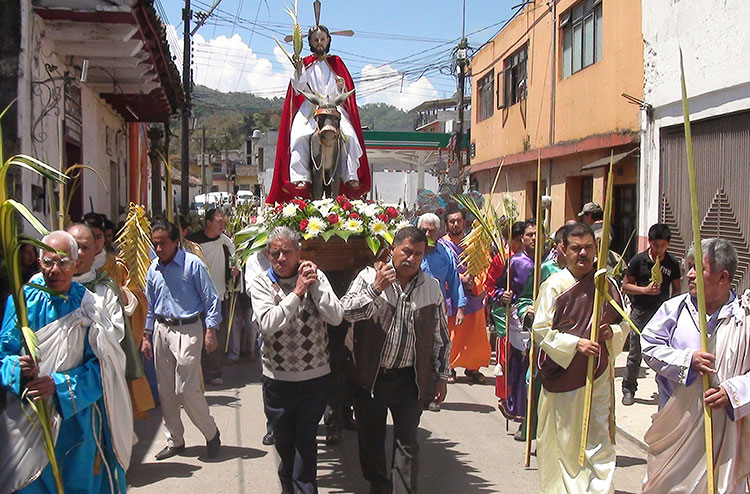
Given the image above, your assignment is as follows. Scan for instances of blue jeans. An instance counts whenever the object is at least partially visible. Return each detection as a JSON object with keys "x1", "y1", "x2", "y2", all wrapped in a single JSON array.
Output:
[{"x1": 262, "y1": 373, "x2": 332, "y2": 494}]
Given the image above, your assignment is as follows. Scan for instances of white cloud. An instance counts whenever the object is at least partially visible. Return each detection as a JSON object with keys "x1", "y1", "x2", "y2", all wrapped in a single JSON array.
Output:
[
  {"x1": 167, "y1": 25, "x2": 293, "y2": 97},
  {"x1": 357, "y1": 64, "x2": 439, "y2": 111},
  {"x1": 167, "y1": 25, "x2": 439, "y2": 108}
]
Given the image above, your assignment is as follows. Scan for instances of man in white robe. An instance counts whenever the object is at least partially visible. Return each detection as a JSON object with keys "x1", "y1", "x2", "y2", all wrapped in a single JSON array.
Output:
[
  {"x1": 641, "y1": 238, "x2": 750, "y2": 494},
  {"x1": 533, "y1": 223, "x2": 629, "y2": 494},
  {"x1": 289, "y1": 25, "x2": 362, "y2": 188}
]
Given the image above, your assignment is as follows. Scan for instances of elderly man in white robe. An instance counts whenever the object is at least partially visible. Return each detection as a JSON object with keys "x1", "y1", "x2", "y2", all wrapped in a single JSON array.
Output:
[{"x1": 641, "y1": 238, "x2": 750, "y2": 494}]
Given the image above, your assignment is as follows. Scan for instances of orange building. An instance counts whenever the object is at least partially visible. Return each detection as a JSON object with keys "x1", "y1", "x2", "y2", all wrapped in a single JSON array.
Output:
[{"x1": 470, "y1": 0, "x2": 643, "y2": 253}]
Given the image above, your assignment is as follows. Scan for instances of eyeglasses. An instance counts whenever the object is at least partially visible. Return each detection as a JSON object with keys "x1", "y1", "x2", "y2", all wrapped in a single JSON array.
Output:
[{"x1": 41, "y1": 257, "x2": 75, "y2": 269}]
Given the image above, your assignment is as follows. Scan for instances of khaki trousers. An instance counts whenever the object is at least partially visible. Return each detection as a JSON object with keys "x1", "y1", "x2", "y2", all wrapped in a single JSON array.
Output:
[{"x1": 153, "y1": 320, "x2": 217, "y2": 447}]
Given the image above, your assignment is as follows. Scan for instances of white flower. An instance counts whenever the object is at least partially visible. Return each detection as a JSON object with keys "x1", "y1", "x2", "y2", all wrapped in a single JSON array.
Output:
[
  {"x1": 317, "y1": 203, "x2": 334, "y2": 217},
  {"x1": 312, "y1": 198, "x2": 334, "y2": 210},
  {"x1": 305, "y1": 217, "x2": 326, "y2": 236},
  {"x1": 359, "y1": 203, "x2": 380, "y2": 218},
  {"x1": 343, "y1": 218, "x2": 363, "y2": 232},
  {"x1": 395, "y1": 219, "x2": 412, "y2": 231},
  {"x1": 369, "y1": 220, "x2": 388, "y2": 237},
  {"x1": 350, "y1": 200, "x2": 364, "y2": 208},
  {"x1": 282, "y1": 203, "x2": 298, "y2": 218}
]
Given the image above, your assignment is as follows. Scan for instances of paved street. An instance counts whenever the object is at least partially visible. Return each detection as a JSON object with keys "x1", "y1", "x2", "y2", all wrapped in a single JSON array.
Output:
[{"x1": 127, "y1": 358, "x2": 647, "y2": 493}]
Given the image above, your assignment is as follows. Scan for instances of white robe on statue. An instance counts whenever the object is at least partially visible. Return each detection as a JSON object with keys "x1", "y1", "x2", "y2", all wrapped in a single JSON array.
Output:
[
  {"x1": 533, "y1": 269, "x2": 629, "y2": 494},
  {"x1": 290, "y1": 59, "x2": 362, "y2": 184},
  {"x1": 641, "y1": 291, "x2": 750, "y2": 494}
]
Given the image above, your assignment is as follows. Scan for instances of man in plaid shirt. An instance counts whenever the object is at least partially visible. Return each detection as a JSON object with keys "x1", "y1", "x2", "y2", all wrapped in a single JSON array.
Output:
[{"x1": 341, "y1": 226, "x2": 451, "y2": 494}]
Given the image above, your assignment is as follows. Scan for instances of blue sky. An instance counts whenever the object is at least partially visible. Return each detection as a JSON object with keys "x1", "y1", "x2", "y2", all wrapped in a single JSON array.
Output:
[{"x1": 159, "y1": 0, "x2": 519, "y2": 110}]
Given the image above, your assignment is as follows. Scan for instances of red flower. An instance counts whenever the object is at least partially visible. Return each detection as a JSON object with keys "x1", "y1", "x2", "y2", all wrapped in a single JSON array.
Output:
[
  {"x1": 327, "y1": 213, "x2": 339, "y2": 224},
  {"x1": 385, "y1": 206, "x2": 399, "y2": 219},
  {"x1": 378, "y1": 213, "x2": 388, "y2": 222},
  {"x1": 299, "y1": 219, "x2": 309, "y2": 231},
  {"x1": 336, "y1": 195, "x2": 347, "y2": 206},
  {"x1": 291, "y1": 199, "x2": 307, "y2": 210},
  {"x1": 275, "y1": 204, "x2": 283, "y2": 212},
  {"x1": 350, "y1": 212, "x2": 360, "y2": 219},
  {"x1": 342, "y1": 201, "x2": 352, "y2": 211}
]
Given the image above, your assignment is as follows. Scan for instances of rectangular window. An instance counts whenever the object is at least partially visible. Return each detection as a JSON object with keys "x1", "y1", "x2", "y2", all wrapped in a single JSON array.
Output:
[
  {"x1": 477, "y1": 70, "x2": 494, "y2": 122},
  {"x1": 581, "y1": 176, "x2": 593, "y2": 205},
  {"x1": 503, "y1": 45, "x2": 528, "y2": 108},
  {"x1": 213, "y1": 163, "x2": 222, "y2": 174},
  {"x1": 561, "y1": 0, "x2": 603, "y2": 78}
]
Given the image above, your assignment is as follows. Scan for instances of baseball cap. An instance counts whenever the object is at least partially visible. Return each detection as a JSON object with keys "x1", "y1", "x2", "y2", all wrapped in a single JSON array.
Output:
[{"x1": 578, "y1": 202, "x2": 603, "y2": 217}]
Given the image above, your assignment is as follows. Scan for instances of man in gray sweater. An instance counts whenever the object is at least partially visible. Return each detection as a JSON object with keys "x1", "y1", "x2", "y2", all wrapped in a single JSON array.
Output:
[{"x1": 249, "y1": 226, "x2": 343, "y2": 494}]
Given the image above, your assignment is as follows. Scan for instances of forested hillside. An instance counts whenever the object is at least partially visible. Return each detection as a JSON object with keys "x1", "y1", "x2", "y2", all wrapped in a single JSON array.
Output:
[{"x1": 180, "y1": 85, "x2": 416, "y2": 154}]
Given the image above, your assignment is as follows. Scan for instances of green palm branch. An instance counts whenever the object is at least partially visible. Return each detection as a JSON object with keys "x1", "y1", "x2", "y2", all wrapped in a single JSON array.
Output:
[
  {"x1": 1, "y1": 100, "x2": 68, "y2": 493},
  {"x1": 453, "y1": 162, "x2": 509, "y2": 275}
]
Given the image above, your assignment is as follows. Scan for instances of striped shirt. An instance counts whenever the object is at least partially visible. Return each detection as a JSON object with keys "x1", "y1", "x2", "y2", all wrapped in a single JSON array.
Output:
[{"x1": 342, "y1": 265, "x2": 451, "y2": 380}]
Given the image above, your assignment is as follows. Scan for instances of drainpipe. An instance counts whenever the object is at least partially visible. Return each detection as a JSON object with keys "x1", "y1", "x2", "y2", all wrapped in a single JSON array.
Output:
[{"x1": 548, "y1": 0, "x2": 557, "y2": 147}]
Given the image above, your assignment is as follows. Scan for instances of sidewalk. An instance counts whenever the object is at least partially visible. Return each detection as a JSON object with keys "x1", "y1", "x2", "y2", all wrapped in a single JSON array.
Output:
[{"x1": 612, "y1": 350, "x2": 659, "y2": 450}]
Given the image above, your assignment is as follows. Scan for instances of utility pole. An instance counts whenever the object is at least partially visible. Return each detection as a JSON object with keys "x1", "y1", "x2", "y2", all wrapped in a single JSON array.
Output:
[
  {"x1": 455, "y1": 0, "x2": 468, "y2": 171},
  {"x1": 201, "y1": 126, "x2": 207, "y2": 195},
  {"x1": 223, "y1": 134, "x2": 230, "y2": 194},
  {"x1": 180, "y1": 0, "x2": 191, "y2": 214}
]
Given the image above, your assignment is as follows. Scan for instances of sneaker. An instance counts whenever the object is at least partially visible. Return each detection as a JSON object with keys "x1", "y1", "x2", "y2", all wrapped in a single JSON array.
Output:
[
  {"x1": 447, "y1": 370, "x2": 457, "y2": 384},
  {"x1": 428, "y1": 401, "x2": 441, "y2": 412},
  {"x1": 210, "y1": 377, "x2": 224, "y2": 386},
  {"x1": 513, "y1": 424, "x2": 526, "y2": 442},
  {"x1": 622, "y1": 389, "x2": 635, "y2": 406}
]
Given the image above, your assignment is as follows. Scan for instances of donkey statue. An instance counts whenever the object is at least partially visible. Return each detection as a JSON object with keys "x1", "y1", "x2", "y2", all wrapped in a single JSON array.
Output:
[{"x1": 294, "y1": 82, "x2": 355, "y2": 199}]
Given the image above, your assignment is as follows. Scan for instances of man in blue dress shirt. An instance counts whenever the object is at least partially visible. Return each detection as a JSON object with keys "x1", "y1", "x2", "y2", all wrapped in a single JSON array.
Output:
[{"x1": 140, "y1": 218, "x2": 222, "y2": 460}]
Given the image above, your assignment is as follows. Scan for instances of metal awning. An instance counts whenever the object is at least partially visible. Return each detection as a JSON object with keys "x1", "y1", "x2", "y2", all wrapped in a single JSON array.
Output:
[{"x1": 580, "y1": 147, "x2": 638, "y2": 171}]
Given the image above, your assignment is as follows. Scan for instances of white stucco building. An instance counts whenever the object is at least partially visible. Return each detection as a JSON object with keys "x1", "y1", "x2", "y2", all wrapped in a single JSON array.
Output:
[
  {"x1": 2, "y1": 0, "x2": 182, "y2": 227},
  {"x1": 639, "y1": 0, "x2": 750, "y2": 287}
]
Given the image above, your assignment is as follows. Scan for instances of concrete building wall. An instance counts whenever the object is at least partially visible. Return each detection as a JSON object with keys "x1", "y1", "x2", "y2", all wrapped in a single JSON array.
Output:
[
  {"x1": 639, "y1": 0, "x2": 750, "y2": 242},
  {"x1": 470, "y1": 0, "x2": 643, "y2": 166},
  {"x1": 469, "y1": 0, "x2": 643, "y2": 243}
]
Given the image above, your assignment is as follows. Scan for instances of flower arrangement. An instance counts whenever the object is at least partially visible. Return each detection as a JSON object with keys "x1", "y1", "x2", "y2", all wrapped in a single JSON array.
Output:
[{"x1": 234, "y1": 195, "x2": 410, "y2": 265}]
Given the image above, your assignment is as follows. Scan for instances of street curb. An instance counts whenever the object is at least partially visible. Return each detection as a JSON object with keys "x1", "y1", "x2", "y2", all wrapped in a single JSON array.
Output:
[{"x1": 616, "y1": 425, "x2": 647, "y2": 452}]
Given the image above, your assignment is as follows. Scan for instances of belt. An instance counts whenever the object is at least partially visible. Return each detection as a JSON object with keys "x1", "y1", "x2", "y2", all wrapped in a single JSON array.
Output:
[
  {"x1": 379, "y1": 367, "x2": 413, "y2": 376},
  {"x1": 156, "y1": 314, "x2": 201, "y2": 327}
]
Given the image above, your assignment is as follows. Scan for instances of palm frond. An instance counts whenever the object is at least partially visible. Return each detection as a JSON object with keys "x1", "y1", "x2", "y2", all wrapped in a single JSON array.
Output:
[{"x1": 116, "y1": 203, "x2": 153, "y2": 291}]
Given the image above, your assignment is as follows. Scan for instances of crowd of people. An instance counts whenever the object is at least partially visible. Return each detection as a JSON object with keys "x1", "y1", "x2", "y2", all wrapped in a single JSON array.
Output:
[{"x1": 1, "y1": 200, "x2": 749, "y2": 494}]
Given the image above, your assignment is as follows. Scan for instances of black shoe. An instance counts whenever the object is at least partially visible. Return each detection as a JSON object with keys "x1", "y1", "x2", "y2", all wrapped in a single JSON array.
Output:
[
  {"x1": 262, "y1": 430, "x2": 275, "y2": 446},
  {"x1": 155, "y1": 444, "x2": 185, "y2": 461},
  {"x1": 514, "y1": 425, "x2": 526, "y2": 442},
  {"x1": 622, "y1": 389, "x2": 635, "y2": 406},
  {"x1": 206, "y1": 430, "x2": 221, "y2": 458}
]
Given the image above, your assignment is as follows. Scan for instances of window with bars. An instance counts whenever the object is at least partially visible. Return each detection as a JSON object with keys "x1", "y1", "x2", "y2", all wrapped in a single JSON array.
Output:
[
  {"x1": 561, "y1": 0, "x2": 603, "y2": 79},
  {"x1": 502, "y1": 45, "x2": 527, "y2": 108},
  {"x1": 477, "y1": 70, "x2": 494, "y2": 122}
]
